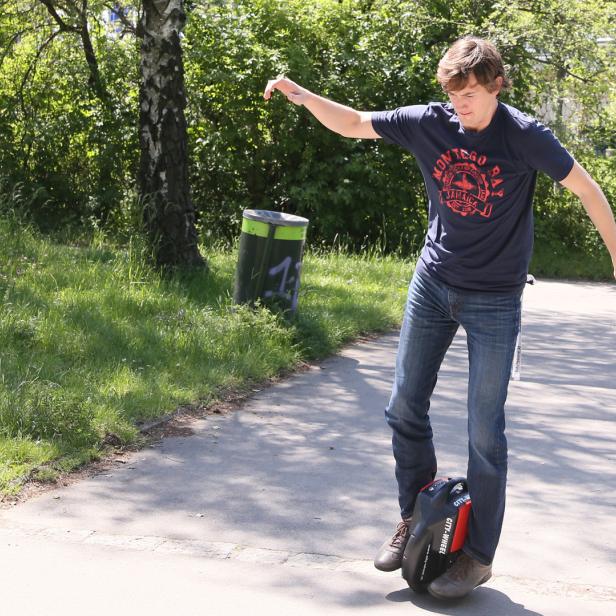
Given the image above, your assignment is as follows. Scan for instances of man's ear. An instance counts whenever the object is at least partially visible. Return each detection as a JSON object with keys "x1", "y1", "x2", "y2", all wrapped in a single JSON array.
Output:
[{"x1": 494, "y1": 76, "x2": 504, "y2": 96}]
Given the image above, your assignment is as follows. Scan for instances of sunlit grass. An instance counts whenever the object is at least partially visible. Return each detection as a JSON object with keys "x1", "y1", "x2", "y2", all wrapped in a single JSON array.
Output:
[{"x1": 0, "y1": 216, "x2": 413, "y2": 495}]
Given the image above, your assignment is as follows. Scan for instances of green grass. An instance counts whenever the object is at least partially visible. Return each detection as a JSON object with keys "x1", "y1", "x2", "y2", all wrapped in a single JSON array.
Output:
[
  {"x1": 531, "y1": 240, "x2": 614, "y2": 281},
  {"x1": 0, "y1": 216, "x2": 413, "y2": 495}
]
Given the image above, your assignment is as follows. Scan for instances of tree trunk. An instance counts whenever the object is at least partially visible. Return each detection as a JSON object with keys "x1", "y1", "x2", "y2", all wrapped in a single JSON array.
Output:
[{"x1": 139, "y1": 0, "x2": 204, "y2": 268}]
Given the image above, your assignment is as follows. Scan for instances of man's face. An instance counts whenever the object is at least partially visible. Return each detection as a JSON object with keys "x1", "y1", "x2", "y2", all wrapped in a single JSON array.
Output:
[{"x1": 446, "y1": 74, "x2": 502, "y2": 131}]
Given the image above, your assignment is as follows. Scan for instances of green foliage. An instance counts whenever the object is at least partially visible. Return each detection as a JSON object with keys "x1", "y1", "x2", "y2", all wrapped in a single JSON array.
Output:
[
  {"x1": 184, "y1": 0, "x2": 494, "y2": 251},
  {"x1": 530, "y1": 152, "x2": 616, "y2": 279},
  {"x1": 485, "y1": 0, "x2": 616, "y2": 148},
  {"x1": 0, "y1": 1, "x2": 139, "y2": 230},
  {"x1": 0, "y1": 0, "x2": 614, "y2": 273}
]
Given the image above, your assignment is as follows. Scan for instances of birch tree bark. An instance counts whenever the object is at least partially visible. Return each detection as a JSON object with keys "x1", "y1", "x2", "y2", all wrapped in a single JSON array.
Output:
[{"x1": 139, "y1": 0, "x2": 204, "y2": 268}]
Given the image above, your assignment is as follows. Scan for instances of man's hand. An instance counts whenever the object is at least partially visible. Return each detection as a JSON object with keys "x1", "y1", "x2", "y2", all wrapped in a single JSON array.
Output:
[
  {"x1": 263, "y1": 77, "x2": 310, "y2": 106},
  {"x1": 262, "y1": 77, "x2": 380, "y2": 139}
]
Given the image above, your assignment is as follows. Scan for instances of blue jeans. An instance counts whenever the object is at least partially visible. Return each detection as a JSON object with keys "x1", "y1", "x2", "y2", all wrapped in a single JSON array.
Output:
[{"x1": 385, "y1": 268, "x2": 521, "y2": 565}]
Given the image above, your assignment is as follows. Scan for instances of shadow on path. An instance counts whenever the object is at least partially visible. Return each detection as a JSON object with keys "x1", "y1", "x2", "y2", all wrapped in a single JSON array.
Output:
[{"x1": 388, "y1": 586, "x2": 544, "y2": 616}]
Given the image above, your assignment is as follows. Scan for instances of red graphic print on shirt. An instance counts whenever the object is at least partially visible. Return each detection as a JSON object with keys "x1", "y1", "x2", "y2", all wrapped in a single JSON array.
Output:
[{"x1": 431, "y1": 148, "x2": 504, "y2": 218}]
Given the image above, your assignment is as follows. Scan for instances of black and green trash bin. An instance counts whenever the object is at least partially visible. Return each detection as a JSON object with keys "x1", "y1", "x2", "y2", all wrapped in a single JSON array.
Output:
[{"x1": 233, "y1": 210, "x2": 309, "y2": 314}]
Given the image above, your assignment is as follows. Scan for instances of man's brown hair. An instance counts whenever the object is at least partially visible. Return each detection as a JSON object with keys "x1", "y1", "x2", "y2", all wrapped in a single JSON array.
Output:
[{"x1": 437, "y1": 36, "x2": 512, "y2": 93}]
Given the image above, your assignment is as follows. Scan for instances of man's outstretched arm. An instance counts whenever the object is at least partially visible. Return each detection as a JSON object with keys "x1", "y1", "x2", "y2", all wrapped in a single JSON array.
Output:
[
  {"x1": 559, "y1": 161, "x2": 616, "y2": 279},
  {"x1": 263, "y1": 77, "x2": 380, "y2": 139}
]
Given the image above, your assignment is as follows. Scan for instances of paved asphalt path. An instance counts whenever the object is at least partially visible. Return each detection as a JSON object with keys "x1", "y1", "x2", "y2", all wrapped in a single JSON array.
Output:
[{"x1": 1, "y1": 279, "x2": 615, "y2": 615}]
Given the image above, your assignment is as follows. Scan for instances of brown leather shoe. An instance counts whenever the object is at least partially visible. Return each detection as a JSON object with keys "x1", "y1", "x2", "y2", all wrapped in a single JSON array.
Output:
[
  {"x1": 427, "y1": 552, "x2": 492, "y2": 600},
  {"x1": 374, "y1": 519, "x2": 412, "y2": 572}
]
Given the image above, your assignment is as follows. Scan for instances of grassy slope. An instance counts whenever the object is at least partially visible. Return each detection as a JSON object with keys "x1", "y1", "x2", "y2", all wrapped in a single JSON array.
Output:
[{"x1": 0, "y1": 218, "x2": 413, "y2": 494}]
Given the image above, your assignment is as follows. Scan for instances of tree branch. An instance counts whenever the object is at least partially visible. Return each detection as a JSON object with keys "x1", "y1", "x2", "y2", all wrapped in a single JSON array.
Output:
[
  {"x1": 33, "y1": 0, "x2": 112, "y2": 105},
  {"x1": 17, "y1": 29, "x2": 64, "y2": 113},
  {"x1": 530, "y1": 54, "x2": 590, "y2": 83},
  {"x1": 75, "y1": 0, "x2": 112, "y2": 104},
  {"x1": 102, "y1": 2, "x2": 138, "y2": 35},
  {"x1": 37, "y1": 0, "x2": 78, "y2": 32}
]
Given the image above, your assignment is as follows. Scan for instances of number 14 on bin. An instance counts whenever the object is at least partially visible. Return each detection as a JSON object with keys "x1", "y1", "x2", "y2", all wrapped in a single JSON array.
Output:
[{"x1": 264, "y1": 256, "x2": 302, "y2": 311}]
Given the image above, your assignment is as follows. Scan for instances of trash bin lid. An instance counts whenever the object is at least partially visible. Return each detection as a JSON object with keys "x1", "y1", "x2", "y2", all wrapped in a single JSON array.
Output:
[{"x1": 243, "y1": 209, "x2": 308, "y2": 227}]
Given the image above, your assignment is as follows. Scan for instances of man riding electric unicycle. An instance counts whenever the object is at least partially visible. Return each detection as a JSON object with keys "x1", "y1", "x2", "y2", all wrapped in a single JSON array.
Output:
[{"x1": 264, "y1": 36, "x2": 616, "y2": 600}]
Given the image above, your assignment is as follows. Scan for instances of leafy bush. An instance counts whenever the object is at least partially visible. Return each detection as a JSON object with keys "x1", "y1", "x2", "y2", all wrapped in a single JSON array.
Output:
[
  {"x1": 534, "y1": 155, "x2": 616, "y2": 253},
  {"x1": 0, "y1": 0, "x2": 614, "y2": 274},
  {"x1": 531, "y1": 153, "x2": 616, "y2": 279},
  {"x1": 0, "y1": 7, "x2": 139, "y2": 231},
  {"x1": 184, "y1": 0, "x2": 495, "y2": 251}
]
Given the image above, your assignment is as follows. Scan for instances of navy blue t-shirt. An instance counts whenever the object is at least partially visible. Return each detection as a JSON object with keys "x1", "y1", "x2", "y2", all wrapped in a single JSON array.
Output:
[{"x1": 371, "y1": 102, "x2": 574, "y2": 293}]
